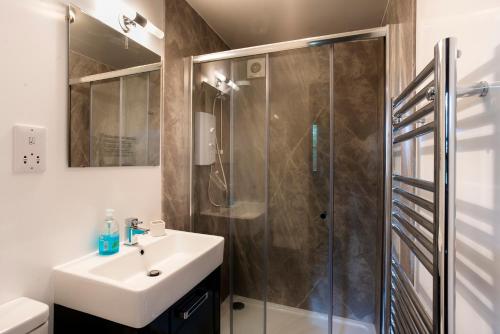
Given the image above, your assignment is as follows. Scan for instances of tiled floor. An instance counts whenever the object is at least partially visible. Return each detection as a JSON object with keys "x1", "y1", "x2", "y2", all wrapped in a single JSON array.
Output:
[{"x1": 221, "y1": 296, "x2": 376, "y2": 334}]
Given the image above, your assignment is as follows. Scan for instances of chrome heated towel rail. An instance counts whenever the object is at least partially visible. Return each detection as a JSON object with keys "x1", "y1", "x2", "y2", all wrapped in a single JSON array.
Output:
[{"x1": 383, "y1": 37, "x2": 490, "y2": 334}]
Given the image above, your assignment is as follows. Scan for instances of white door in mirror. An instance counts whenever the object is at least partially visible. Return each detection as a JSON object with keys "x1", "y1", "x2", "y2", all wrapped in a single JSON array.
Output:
[{"x1": 13, "y1": 125, "x2": 46, "y2": 173}]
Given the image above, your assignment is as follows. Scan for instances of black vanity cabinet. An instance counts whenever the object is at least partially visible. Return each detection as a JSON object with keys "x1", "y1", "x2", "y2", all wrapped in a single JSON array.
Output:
[{"x1": 55, "y1": 268, "x2": 220, "y2": 334}]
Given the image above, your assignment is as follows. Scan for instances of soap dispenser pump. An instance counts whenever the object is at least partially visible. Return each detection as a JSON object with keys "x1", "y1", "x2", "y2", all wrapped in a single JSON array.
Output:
[{"x1": 98, "y1": 209, "x2": 120, "y2": 255}]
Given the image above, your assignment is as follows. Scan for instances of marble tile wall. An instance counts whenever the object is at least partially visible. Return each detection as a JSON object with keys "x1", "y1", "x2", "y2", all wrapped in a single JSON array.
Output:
[
  {"x1": 383, "y1": 0, "x2": 416, "y2": 98},
  {"x1": 228, "y1": 57, "x2": 267, "y2": 303},
  {"x1": 162, "y1": 0, "x2": 229, "y2": 230},
  {"x1": 332, "y1": 39, "x2": 385, "y2": 323},
  {"x1": 382, "y1": 0, "x2": 417, "y2": 280},
  {"x1": 231, "y1": 57, "x2": 267, "y2": 204},
  {"x1": 267, "y1": 46, "x2": 331, "y2": 313}
]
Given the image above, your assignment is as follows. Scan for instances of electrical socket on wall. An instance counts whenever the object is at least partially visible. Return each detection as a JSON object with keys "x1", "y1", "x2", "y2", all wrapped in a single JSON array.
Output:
[{"x1": 13, "y1": 125, "x2": 47, "y2": 173}]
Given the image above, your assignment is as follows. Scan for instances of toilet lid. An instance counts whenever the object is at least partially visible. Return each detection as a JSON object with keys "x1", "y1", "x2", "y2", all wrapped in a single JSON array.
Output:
[{"x1": 0, "y1": 298, "x2": 49, "y2": 334}]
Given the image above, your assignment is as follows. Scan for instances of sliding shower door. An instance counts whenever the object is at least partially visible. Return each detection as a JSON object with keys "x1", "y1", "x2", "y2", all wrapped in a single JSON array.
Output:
[
  {"x1": 266, "y1": 45, "x2": 332, "y2": 333},
  {"x1": 229, "y1": 55, "x2": 268, "y2": 334},
  {"x1": 191, "y1": 56, "x2": 268, "y2": 334},
  {"x1": 190, "y1": 35, "x2": 385, "y2": 334},
  {"x1": 330, "y1": 39, "x2": 385, "y2": 331}
]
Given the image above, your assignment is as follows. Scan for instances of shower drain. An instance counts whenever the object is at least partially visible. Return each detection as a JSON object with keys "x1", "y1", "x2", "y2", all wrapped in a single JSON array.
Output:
[
  {"x1": 233, "y1": 302, "x2": 245, "y2": 310},
  {"x1": 147, "y1": 269, "x2": 161, "y2": 277}
]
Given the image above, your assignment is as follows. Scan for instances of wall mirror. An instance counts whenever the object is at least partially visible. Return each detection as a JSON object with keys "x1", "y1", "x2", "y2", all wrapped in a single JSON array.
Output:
[{"x1": 68, "y1": 5, "x2": 161, "y2": 167}]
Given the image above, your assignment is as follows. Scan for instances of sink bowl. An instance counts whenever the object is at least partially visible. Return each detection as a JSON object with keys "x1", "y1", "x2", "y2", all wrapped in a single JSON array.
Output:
[{"x1": 53, "y1": 229, "x2": 224, "y2": 328}]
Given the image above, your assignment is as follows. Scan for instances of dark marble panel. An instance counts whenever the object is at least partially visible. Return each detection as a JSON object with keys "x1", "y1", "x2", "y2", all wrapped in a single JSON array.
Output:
[
  {"x1": 194, "y1": 213, "x2": 231, "y2": 300},
  {"x1": 231, "y1": 57, "x2": 267, "y2": 204},
  {"x1": 267, "y1": 46, "x2": 331, "y2": 313},
  {"x1": 332, "y1": 39, "x2": 385, "y2": 323},
  {"x1": 383, "y1": 0, "x2": 416, "y2": 98},
  {"x1": 383, "y1": 0, "x2": 417, "y2": 282},
  {"x1": 162, "y1": 0, "x2": 229, "y2": 230},
  {"x1": 232, "y1": 215, "x2": 266, "y2": 301}
]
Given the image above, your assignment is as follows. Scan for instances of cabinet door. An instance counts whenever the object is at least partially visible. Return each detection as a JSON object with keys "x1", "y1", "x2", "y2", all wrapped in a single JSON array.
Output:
[{"x1": 170, "y1": 288, "x2": 214, "y2": 334}]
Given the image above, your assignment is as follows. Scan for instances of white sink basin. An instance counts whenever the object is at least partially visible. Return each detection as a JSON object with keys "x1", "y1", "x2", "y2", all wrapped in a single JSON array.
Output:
[{"x1": 53, "y1": 229, "x2": 224, "y2": 328}]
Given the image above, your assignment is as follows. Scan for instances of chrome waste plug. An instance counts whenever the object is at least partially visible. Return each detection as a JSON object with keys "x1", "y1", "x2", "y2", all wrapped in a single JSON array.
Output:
[{"x1": 147, "y1": 269, "x2": 161, "y2": 277}]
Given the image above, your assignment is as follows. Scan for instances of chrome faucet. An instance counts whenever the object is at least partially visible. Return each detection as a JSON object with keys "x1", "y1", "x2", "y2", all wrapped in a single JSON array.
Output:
[{"x1": 124, "y1": 218, "x2": 149, "y2": 246}]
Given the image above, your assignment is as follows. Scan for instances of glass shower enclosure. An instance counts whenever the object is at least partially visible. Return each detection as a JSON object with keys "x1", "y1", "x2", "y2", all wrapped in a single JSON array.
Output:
[{"x1": 188, "y1": 28, "x2": 387, "y2": 334}]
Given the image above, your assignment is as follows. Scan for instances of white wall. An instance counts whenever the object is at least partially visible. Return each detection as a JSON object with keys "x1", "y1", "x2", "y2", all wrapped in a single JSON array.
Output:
[
  {"x1": 0, "y1": 0, "x2": 164, "y2": 328},
  {"x1": 416, "y1": 0, "x2": 500, "y2": 332}
]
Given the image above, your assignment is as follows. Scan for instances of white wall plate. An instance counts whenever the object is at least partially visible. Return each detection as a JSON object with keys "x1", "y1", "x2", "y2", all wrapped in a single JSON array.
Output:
[{"x1": 13, "y1": 125, "x2": 47, "y2": 173}]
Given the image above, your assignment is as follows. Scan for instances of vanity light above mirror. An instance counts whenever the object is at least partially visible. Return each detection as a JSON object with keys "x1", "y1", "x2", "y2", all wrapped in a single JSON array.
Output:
[
  {"x1": 118, "y1": 6, "x2": 165, "y2": 39},
  {"x1": 68, "y1": 4, "x2": 164, "y2": 40}
]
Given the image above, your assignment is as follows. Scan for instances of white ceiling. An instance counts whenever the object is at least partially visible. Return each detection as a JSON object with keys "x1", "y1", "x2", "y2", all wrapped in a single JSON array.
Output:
[{"x1": 185, "y1": 0, "x2": 389, "y2": 49}]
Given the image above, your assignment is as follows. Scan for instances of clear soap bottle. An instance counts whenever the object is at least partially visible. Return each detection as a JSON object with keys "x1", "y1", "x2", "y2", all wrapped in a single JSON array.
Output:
[{"x1": 98, "y1": 209, "x2": 120, "y2": 255}]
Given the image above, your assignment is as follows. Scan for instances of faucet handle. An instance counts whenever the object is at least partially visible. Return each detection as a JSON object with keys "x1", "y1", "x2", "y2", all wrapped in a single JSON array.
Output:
[{"x1": 125, "y1": 217, "x2": 140, "y2": 228}]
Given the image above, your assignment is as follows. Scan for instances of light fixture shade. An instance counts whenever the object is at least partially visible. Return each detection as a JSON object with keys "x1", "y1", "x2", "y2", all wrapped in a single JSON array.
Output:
[
  {"x1": 214, "y1": 71, "x2": 227, "y2": 82},
  {"x1": 119, "y1": 7, "x2": 164, "y2": 39},
  {"x1": 121, "y1": 5, "x2": 137, "y2": 21},
  {"x1": 145, "y1": 22, "x2": 165, "y2": 39}
]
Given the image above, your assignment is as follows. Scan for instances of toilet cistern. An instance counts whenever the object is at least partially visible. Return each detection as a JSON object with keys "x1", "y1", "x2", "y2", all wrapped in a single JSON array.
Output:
[{"x1": 0, "y1": 297, "x2": 49, "y2": 334}]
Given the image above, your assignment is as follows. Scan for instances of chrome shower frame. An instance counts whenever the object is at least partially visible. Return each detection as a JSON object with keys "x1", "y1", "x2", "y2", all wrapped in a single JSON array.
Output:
[{"x1": 185, "y1": 26, "x2": 389, "y2": 334}]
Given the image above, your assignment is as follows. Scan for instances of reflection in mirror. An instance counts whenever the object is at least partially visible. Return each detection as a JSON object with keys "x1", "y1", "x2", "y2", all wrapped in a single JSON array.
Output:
[{"x1": 68, "y1": 5, "x2": 161, "y2": 167}]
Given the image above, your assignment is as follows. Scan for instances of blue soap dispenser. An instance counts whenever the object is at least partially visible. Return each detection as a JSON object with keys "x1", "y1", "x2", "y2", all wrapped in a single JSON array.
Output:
[{"x1": 98, "y1": 209, "x2": 120, "y2": 255}]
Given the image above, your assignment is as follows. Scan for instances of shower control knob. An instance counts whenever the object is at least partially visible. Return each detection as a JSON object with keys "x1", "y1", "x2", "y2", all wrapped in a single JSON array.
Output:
[{"x1": 320, "y1": 211, "x2": 327, "y2": 220}]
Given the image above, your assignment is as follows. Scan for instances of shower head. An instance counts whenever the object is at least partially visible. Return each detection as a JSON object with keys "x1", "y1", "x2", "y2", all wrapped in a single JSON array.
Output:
[
  {"x1": 201, "y1": 80, "x2": 228, "y2": 97},
  {"x1": 214, "y1": 71, "x2": 227, "y2": 82},
  {"x1": 214, "y1": 71, "x2": 239, "y2": 91}
]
